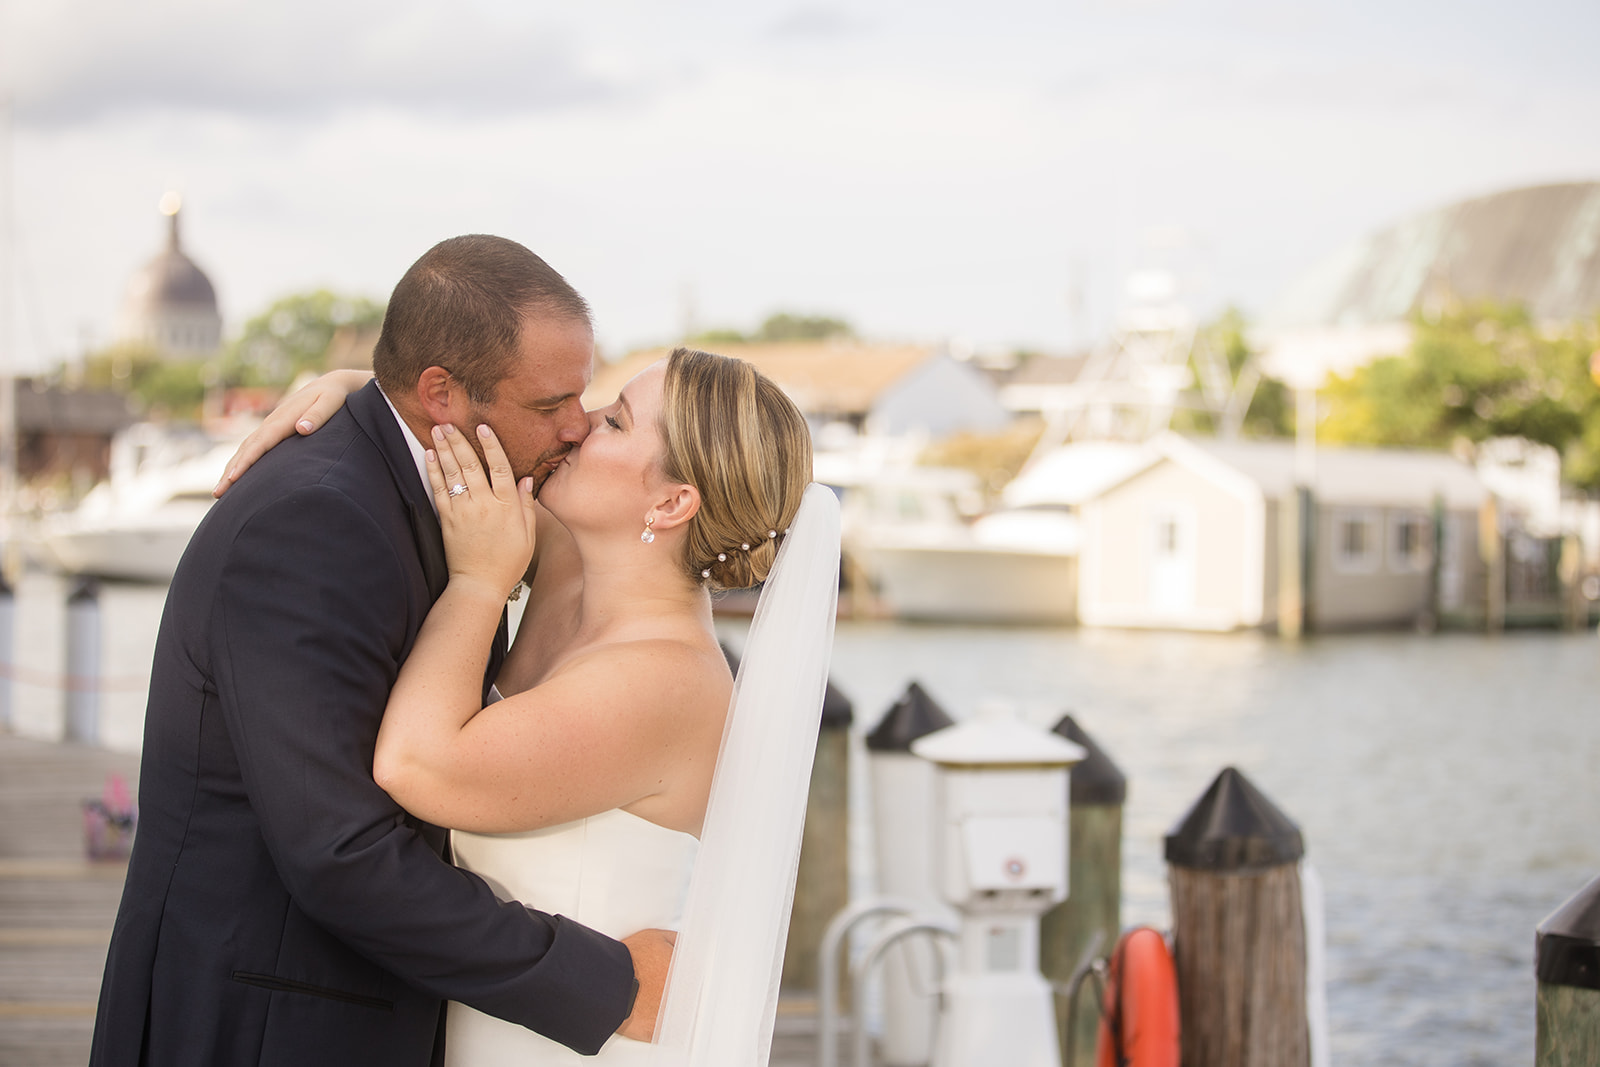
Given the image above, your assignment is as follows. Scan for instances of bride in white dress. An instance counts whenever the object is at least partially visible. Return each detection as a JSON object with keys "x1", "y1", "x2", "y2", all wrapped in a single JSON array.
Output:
[{"x1": 248, "y1": 348, "x2": 838, "y2": 1064}]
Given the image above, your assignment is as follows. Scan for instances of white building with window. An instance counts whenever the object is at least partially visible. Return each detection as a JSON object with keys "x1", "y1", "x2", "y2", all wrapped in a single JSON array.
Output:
[{"x1": 1077, "y1": 435, "x2": 1488, "y2": 631}]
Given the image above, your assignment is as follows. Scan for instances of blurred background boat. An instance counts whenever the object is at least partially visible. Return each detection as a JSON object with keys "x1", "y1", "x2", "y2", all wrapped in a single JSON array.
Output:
[{"x1": 35, "y1": 424, "x2": 231, "y2": 582}]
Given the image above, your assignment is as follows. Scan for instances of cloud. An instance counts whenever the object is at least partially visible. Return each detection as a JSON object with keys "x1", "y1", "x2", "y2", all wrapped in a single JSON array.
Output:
[
  {"x1": 6, "y1": 0, "x2": 641, "y2": 126},
  {"x1": 767, "y1": 6, "x2": 864, "y2": 42}
]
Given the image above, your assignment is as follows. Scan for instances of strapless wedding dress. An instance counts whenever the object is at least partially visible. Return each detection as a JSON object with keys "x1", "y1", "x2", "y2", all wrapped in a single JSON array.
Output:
[{"x1": 445, "y1": 809, "x2": 698, "y2": 1065}]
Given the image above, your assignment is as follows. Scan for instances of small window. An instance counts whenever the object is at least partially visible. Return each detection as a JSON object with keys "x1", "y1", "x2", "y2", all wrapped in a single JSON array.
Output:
[
  {"x1": 1389, "y1": 511, "x2": 1433, "y2": 573},
  {"x1": 1154, "y1": 515, "x2": 1180, "y2": 556},
  {"x1": 1332, "y1": 509, "x2": 1381, "y2": 573}
]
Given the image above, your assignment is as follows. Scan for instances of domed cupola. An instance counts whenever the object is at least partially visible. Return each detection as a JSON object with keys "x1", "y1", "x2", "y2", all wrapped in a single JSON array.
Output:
[{"x1": 117, "y1": 192, "x2": 222, "y2": 358}]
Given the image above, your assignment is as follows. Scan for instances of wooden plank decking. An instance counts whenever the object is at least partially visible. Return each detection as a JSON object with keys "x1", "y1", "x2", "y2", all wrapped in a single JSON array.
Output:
[
  {"x1": 0, "y1": 733, "x2": 832, "y2": 1065},
  {"x1": 0, "y1": 733, "x2": 138, "y2": 1066}
]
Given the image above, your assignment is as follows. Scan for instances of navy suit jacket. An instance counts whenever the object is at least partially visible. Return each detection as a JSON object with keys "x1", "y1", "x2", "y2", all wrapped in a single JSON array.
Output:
[{"x1": 90, "y1": 382, "x2": 633, "y2": 1066}]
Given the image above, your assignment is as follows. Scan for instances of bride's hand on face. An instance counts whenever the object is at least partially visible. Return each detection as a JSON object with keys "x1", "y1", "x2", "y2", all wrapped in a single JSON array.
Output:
[
  {"x1": 427, "y1": 423, "x2": 538, "y2": 601},
  {"x1": 212, "y1": 369, "x2": 373, "y2": 497}
]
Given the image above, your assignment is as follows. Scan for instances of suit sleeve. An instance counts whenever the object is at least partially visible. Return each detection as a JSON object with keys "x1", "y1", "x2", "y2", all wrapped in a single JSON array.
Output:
[{"x1": 211, "y1": 485, "x2": 634, "y2": 1056}]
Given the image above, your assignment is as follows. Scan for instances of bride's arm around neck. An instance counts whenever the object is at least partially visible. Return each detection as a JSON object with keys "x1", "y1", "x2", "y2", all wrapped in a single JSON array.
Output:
[{"x1": 374, "y1": 629, "x2": 728, "y2": 837}]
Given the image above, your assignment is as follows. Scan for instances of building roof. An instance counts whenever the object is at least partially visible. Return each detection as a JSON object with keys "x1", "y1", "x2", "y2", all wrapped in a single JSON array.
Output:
[
  {"x1": 1259, "y1": 182, "x2": 1600, "y2": 385},
  {"x1": 1152, "y1": 435, "x2": 1488, "y2": 511},
  {"x1": 14, "y1": 380, "x2": 137, "y2": 436},
  {"x1": 1003, "y1": 440, "x2": 1148, "y2": 508},
  {"x1": 584, "y1": 341, "x2": 937, "y2": 418},
  {"x1": 1267, "y1": 181, "x2": 1600, "y2": 332}
]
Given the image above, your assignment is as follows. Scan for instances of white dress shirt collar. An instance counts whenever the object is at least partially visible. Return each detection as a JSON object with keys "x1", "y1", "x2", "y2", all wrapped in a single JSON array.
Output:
[{"x1": 377, "y1": 384, "x2": 437, "y2": 518}]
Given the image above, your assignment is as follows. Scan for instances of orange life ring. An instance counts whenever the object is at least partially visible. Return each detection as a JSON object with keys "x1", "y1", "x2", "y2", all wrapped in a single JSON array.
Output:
[{"x1": 1095, "y1": 926, "x2": 1180, "y2": 1067}]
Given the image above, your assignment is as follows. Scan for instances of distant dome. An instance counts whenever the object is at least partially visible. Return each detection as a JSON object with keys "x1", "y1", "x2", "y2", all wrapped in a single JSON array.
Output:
[{"x1": 117, "y1": 195, "x2": 222, "y2": 358}]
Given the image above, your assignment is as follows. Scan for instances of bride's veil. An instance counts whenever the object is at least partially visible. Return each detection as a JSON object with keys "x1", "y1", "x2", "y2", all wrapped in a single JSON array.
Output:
[{"x1": 650, "y1": 482, "x2": 841, "y2": 1065}]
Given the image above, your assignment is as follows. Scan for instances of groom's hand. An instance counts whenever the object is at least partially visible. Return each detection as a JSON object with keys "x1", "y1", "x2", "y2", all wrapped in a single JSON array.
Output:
[{"x1": 617, "y1": 928, "x2": 676, "y2": 1041}]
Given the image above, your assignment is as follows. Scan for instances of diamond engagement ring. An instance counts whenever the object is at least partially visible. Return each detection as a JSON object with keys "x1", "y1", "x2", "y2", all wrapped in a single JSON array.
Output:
[{"x1": 448, "y1": 483, "x2": 468, "y2": 497}]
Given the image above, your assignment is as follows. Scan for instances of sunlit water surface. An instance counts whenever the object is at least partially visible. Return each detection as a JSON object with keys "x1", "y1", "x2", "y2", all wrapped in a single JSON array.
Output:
[{"x1": 792, "y1": 621, "x2": 1600, "y2": 1067}]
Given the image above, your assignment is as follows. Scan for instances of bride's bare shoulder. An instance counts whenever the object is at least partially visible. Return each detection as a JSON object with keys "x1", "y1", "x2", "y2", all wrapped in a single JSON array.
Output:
[{"x1": 558, "y1": 635, "x2": 732, "y2": 724}]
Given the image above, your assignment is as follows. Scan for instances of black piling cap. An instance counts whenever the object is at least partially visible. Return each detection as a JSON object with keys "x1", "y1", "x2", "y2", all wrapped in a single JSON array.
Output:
[
  {"x1": 1165, "y1": 766, "x2": 1304, "y2": 871},
  {"x1": 1537, "y1": 873, "x2": 1600, "y2": 991},
  {"x1": 720, "y1": 641, "x2": 852, "y2": 729},
  {"x1": 820, "y1": 680, "x2": 853, "y2": 730},
  {"x1": 1052, "y1": 714, "x2": 1127, "y2": 806},
  {"x1": 866, "y1": 681, "x2": 955, "y2": 752}
]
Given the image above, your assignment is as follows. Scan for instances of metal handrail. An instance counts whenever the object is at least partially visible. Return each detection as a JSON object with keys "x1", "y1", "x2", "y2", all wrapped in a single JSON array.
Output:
[
  {"x1": 1056, "y1": 931, "x2": 1107, "y2": 1067},
  {"x1": 849, "y1": 917, "x2": 959, "y2": 1067},
  {"x1": 816, "y1": 898, "x2": 922, "y2": 1067}
]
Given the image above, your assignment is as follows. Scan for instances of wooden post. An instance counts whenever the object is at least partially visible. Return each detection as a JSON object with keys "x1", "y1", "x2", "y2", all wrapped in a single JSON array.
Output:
[
  {"x1": 1481, "y1": 497, "x2": 1505, "y2": 633},
  {"x1": 782, "y1": 677, "x2": 853, "y2": 992},
  {"x1": 1559, "y1": 534, "x2": 1583, "y2": 632},
  {"x1": 1276, "y1": 491, "x2": 1302, "y2": 639},
  {"x1": 1424, "y1": 494, "x2": 1445, "y2": 631},
  {"x1": 1041, "y1": 714, "x2": 1125, "y2": 1067},
  {"x1": 1277, "y1": 487, "x2": 1316, "y2": 638},
  {"x1": 1297, "y1": 486, "x2": 1316, "y2": 633},
  {"x1": 1166, "y1": 767, "x2": 1309, "y2": 1067},
  {"x1": 1536, "y1": 874, "x2": 1600, "y2": 1066},
  {"x1": 866, "y1": 681, "x2": 955, "y2": 1066},
  {"x1": 65, "y1": 577, "x2": 101, "y2": 744}
]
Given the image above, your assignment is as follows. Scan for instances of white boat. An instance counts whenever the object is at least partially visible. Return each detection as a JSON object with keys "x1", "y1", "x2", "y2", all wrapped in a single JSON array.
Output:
[
  {"x1": 852, "y1": 504, "x2": 1081, "y2": 624},
  {"x1": 38, "y1": 426, "x2": 235, "y2": 583},
  {"x1": 841, "y1": 441, "x2": 1148, "y2": 625}
]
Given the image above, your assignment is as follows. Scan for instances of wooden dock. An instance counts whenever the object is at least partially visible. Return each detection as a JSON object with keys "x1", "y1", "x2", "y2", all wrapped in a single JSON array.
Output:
[
  {"x1": 0, "y1": 732, "x2": 138, "y2": 1066},
  {"x1": 0, "y1": 733, "x2": 828, "y2": 1065}
]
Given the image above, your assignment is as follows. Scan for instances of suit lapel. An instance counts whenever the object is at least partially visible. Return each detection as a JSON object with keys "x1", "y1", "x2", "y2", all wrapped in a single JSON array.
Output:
[
  {"x1": 347, "y1": 382, "x2": 450, "y2": 602},
  {"x1": 348, "y1": 382, "x2": 510, "y2": 699}
]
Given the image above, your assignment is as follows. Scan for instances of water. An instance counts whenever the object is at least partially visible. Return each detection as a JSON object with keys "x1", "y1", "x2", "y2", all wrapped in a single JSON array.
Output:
[
  {"x1": 9, "y1": 572, "x2": 1596, "y2": 1065},
  {"x1": 805, "y1": 621, "x2": 1600, "y2": 1067}
]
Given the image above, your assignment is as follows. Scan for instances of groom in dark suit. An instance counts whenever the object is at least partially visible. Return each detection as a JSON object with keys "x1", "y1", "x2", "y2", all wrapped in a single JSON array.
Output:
[{"x1": 91, "y1": 236, "x2": 668, "y2": 1066}]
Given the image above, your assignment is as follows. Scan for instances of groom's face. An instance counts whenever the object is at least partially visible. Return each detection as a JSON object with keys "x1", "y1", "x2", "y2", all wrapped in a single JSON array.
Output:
[{"x1": 466, "y1": 312, "x2": 595, "y2": 491}]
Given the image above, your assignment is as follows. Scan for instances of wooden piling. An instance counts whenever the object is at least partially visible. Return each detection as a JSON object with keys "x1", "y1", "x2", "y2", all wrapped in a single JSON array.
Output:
[
  {"x1": 1482, "y1": 497, "x2": 1505, "y2": 633},
  {"x1": 1166, "y1": 767, "x2": 1309, "y2": 1067},
  {"x1": 866, "y1": 681, "x2": 955, "y2": 1066},
  {"x1": 1536, "y1": 874, "x2": 1600, "y2": 1066},
  {"x1": 1041, "y1": 714, "x2": 1125, "y2": 1067},
  {"x1": 64, "y1": 579, "x2": 101, "y2": 745},
  {"x1": 782, "y1": 678, "x2": 853, "y2": 992}
]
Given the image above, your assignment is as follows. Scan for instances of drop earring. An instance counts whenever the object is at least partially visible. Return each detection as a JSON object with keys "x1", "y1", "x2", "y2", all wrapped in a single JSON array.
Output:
[{"x1": 641, "y1": 516, "x2": 656, "y2": 544}]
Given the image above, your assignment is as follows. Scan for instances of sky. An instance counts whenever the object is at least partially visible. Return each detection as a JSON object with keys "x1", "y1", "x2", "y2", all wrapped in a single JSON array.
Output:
[{"x1": 2, "y1": 0, "x2": 1598, "y2": 371}]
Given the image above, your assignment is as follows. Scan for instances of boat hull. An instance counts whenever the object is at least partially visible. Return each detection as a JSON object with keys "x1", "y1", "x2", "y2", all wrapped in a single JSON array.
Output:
[
  {"x1": 858, "y1": 543, "x2": 1078, "y2": 624},
  {"x1": 42, "y1": 522, "x2": 201, "y2": 583}
]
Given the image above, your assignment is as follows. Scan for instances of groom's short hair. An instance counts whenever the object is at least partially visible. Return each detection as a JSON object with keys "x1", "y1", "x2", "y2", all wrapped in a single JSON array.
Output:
[{"x1": 372, "y1": 235, "x2": 591, "y2": 404}]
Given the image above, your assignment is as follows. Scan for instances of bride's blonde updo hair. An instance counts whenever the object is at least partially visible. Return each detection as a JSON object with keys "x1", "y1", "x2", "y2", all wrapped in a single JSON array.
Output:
[{"x1": 659, "y1": 347, "x2": 813, "y2": 590}]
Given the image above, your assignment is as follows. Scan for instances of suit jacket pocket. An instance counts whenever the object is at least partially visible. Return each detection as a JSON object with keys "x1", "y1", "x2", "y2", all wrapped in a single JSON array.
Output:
[{"x1": 231, "y1": 971, "x2": 394, "y2": 1012}]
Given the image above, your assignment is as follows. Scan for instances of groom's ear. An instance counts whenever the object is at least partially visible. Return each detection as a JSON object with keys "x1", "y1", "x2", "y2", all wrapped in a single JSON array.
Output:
[
  {"x1": 650, "y1": 484, "x2": 701, "y2": 531},
  {"x1": 415, "y1": 366, "x2": 464, "y2": 426}
]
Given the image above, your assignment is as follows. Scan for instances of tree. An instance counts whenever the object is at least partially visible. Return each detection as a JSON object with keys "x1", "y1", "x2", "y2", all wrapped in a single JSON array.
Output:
[
  {"x1": 79, "y1": 342, "x2": 210, "y2": 422},
  {"x1": 222, "y1": 290, "x2": 385, "y2": 389},
  {"x1": 754, "y1": 312, "x2": 853, "y2": 343},
  {"x1": 1318, "y1": 303, "x2": 1600, "y2": 489},
  {"x1": 687, "y1": 311, "x2": 855, "y2": 347},
  {"x1": 1169, "y1": 308, "x2": 1293, "y2": 439}
]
